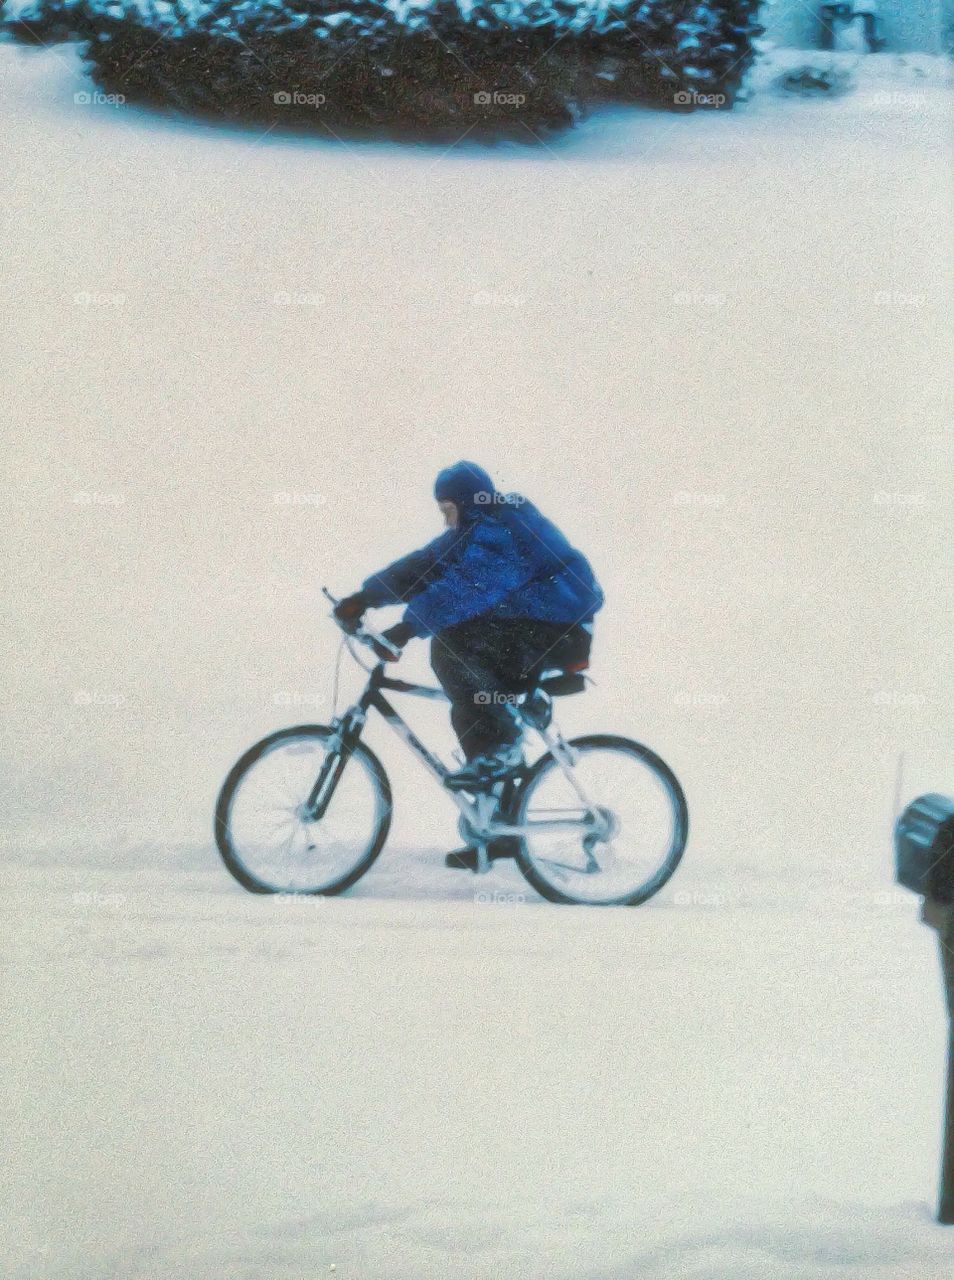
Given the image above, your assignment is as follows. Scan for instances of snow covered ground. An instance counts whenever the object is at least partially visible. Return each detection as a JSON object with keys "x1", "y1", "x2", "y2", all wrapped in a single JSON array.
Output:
[
  {"x1": 5, "y1": 862, "x2": 954, "y2": 1279},
  {"x1": 2, "y1": 39, "x2": 953, "y2": 1277}
]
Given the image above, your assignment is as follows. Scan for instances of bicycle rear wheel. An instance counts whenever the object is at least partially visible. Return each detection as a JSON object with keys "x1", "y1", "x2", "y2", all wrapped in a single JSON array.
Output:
[
  {"x1": 514, "y1": 734, "x2": 687, "y2": 906},
  {"x1": 214, "y1": 725, "x2": 391, "y2": 895}
]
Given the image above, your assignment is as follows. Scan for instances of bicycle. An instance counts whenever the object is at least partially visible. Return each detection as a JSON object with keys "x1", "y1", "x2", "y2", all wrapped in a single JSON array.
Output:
[{"x1": 214, "y1": 591, "x2": 688, "y2": 906}]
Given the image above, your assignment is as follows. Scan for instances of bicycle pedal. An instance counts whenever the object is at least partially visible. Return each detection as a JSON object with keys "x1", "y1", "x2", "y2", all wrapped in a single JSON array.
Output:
[{"x1": 443, "y1": 774, "x2": 500, "y2": 793}]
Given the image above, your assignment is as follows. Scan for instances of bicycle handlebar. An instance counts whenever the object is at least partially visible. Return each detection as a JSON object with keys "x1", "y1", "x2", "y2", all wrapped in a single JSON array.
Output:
[{"x1": 322, "y1": 587, "x2": 402, "y2": 662}]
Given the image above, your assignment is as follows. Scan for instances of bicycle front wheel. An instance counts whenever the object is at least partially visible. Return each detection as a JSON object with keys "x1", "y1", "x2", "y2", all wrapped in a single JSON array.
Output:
[
  {"x1": 514, "y1": 734, "x2": 687, "y2": 906},
  {"x1": 214, "y1": 725, "x2": 391, "y2": 895}
]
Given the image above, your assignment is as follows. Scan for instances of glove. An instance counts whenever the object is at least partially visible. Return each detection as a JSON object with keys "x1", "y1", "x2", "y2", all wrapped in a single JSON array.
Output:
[
  {"x1": 333, "y1": 591, "x2": 368, "y2": 632},
  {"x1": 374, "y1": 620, "x2": 415, "y2": 662}
]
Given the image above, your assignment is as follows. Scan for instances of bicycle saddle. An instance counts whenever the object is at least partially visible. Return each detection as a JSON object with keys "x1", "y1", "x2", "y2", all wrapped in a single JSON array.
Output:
[{"x1": 534, "y1": 659, "x2": 589, "y2": 698}]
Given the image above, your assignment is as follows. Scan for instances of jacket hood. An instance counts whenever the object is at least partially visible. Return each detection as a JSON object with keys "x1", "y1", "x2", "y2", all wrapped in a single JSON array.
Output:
[{"x1": 433, "y1": 461, "x2": 497, "y2": 522}]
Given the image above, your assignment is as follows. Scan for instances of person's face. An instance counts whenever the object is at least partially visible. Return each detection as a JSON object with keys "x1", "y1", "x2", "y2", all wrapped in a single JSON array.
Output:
[{"x1": 438, "y1": 500, "x2": 459, "y2": 529}]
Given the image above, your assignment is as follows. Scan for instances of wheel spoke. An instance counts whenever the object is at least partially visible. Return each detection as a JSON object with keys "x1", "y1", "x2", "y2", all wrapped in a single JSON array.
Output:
[
  {"x1": 217, "y1": 729, "x2": 389, "y2": 895},
  {"x1": 516, "y1": 739, "x2": 686, "y2": 905}
]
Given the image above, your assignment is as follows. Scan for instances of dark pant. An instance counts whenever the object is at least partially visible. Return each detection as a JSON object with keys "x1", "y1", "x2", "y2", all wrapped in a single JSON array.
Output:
[{"x1": 430, "y1": 616, "x2": 590, "y2": 760}]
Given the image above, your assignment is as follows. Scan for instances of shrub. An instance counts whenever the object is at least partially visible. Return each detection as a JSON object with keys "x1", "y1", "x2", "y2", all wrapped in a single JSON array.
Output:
[{"x1": 3, "y1": 0, "x2": 765, "y2": 133}]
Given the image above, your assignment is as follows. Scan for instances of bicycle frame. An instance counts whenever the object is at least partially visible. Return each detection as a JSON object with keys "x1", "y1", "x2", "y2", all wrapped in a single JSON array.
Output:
[{"x1": 303, "y1": 659, "x2": 607, "y2": 873}]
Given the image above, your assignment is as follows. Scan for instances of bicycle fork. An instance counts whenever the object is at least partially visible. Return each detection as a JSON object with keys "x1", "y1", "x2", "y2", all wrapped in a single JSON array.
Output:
[{"x1": 301, "y1": 707, "x2": 366, "y2": 822}]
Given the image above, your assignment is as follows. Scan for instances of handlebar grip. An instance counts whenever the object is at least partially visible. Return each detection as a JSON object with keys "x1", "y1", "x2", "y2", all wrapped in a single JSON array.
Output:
[{"x1": 324, "y1": 587, "x2": 399, "y2": 661}]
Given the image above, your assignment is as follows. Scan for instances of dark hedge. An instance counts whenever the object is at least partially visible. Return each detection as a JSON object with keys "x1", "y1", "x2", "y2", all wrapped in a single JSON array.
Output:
[{"x1": 3, "y1": 0, "x2": 764, "y2": 134}]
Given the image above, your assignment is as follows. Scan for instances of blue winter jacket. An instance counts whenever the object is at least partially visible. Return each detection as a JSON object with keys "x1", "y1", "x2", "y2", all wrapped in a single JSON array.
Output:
[{"x1": 361, "y1": 462, "x2": 603, "y2": 639}]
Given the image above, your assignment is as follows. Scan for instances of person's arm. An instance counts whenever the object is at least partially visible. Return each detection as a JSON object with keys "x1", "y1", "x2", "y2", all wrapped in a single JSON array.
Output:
[
  {"x1": 360, "y1": 530, "x2": 458, "y2": 608},
  {"x1": 401, "y1": 521, "x2": 538, "y2": 638}
]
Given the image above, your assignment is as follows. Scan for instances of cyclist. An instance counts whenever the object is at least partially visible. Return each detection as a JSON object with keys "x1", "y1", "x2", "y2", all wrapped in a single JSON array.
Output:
[{"x1": 334, "y1": 461, "x2": 603, "y2": 868}]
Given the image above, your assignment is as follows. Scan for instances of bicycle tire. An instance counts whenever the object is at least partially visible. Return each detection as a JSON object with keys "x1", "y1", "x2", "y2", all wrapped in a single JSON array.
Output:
[
  {"x1": 512, "y1": 734, "x2": 688, "y2": 906},
  {"x1": 214, "y1": 724, "x2": 392, "y2": 895}
]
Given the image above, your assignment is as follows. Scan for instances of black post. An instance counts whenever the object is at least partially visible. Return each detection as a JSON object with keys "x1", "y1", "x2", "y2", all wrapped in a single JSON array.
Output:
[
  {"x1": 939, "y1": 913, "x2": 954, "y2": 1223},
  {"x1": 897, "y1": 794, "x2": 954, "y2": 1224}
]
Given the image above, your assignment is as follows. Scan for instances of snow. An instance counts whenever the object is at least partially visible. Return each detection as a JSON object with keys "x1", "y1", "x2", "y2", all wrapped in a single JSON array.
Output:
[
  {"x1": 2, "y1": 37, "x2": 954, "y2": 1278},
  {"x1": 5, "y1": 859, "x2": 954, "y2": 1276}
]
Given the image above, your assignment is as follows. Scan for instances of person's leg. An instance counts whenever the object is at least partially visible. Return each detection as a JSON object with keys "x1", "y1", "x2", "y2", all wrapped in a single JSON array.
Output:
[
  {"x1": 430, "y1": 617, "x2": 522, "y2": 761},
  {"x1": 432, "y1": 617, "x2": 593, "y2": 759},
  {"x1": 431, "y1": 618, "x2": 524, "y2": 867},
  {"x1": 497, "y1": 619, "x2": 593, "y2": 689},
  {"x1": 433, "y1": 617, "x2": 593, "y2": 867}
]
